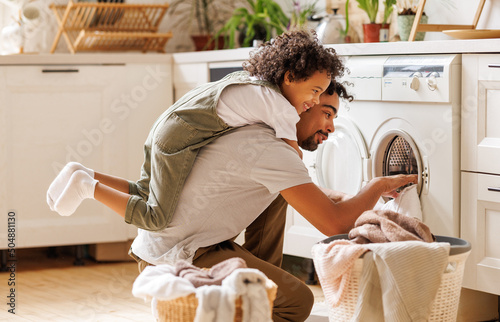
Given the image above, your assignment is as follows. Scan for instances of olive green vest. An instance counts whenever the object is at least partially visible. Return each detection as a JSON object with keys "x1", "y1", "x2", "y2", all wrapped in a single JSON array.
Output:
[{"x1": 127, "y1": 71, "x2": 281, "y2": 230}]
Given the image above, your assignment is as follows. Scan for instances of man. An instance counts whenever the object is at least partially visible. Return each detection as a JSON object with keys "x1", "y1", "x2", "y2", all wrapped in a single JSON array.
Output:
[{"x1": 129, "y1": 82, "x2": 416, "y2": 321}]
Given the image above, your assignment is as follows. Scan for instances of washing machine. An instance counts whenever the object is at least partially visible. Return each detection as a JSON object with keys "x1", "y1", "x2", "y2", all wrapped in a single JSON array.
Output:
[{"x1": 283, "y1": 54, "x2": 462, "y2": 259}]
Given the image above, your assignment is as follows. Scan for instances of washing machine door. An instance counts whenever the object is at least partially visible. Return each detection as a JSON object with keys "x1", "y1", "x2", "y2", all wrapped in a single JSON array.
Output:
[
  {"x1": 316, "y1": 116, "x2": 369, "y2": 196},
  {"x1": 371, "y1": 128, "x2": 427, "y2": 195}
]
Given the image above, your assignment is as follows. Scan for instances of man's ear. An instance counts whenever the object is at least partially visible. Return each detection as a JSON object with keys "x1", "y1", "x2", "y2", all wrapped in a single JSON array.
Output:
[{"x1": 283, "y1": 71, "x2": 293, "y2": 85}]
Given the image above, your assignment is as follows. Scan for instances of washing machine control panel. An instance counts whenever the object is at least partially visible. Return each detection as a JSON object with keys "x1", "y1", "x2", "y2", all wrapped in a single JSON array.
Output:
[{"x1": 381, "y1": 55, "x2": 459, "y2": 103}]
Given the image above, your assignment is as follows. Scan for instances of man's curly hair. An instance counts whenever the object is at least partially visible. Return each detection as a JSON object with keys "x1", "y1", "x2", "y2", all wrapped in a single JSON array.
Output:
[
  {"x1": 243, "y1": 30, "x2": 345, "y2": 87},
  {"x1": 326, "y1": 81, "x2": 354, "y2": 102}
]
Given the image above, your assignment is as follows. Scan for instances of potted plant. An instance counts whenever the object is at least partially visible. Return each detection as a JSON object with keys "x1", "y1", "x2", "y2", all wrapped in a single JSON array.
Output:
[
  {"x1": 288, "y1": 0, "x2": 318, "y2": 31},
  {"x1": 168, "y1": 0, "x2": 241, "y2": 50},
  {"x1": 380, "y1": 0, "x2": 396, "y2": 41},
  {"x1": 356, "y1": 0, "x2": 381, "y2": 42},
  {"x1": 216, "y1": 0, "x2": 289, "y2": 49},
  {"x1": 395, "y1": 0, "x2": 427, "y2": 41}
]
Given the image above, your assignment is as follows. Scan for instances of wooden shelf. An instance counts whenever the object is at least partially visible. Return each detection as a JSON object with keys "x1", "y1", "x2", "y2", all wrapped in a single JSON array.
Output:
[
  {"x1": 408, "y1": 0, "x2": 486, "y2": 41},
  {"x1": 50, "y1": 1, "x2": 172, "y2": 53}
]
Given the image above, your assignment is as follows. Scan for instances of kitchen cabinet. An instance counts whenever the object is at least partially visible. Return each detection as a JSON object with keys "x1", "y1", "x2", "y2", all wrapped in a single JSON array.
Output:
[
  {"x1": 0, "y1": 63, "x2": 172, "y2": 249},
  {"x1": 173, "y1": 60, "x2": 245, "y2": 101},
  {"x1": 461, "y1": 54, "x2": 500, "y2": 296},
  {"x1": 173, "y1": 62, "x2": 208, "y2": 101}
]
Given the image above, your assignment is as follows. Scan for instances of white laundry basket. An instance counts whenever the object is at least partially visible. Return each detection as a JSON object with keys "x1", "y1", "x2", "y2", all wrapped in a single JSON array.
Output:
[{"x1": 316, "y1": 235, "x2": 471, "y2": 322}]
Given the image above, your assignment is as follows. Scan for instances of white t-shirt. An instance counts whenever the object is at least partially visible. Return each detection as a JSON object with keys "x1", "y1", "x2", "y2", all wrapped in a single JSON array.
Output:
[
  {"x1": 216, "y1": 83, "x2": 299, "y2": 141},
  {"x1": 131, "y1": 124, "x2": 312, "y2": 265}
]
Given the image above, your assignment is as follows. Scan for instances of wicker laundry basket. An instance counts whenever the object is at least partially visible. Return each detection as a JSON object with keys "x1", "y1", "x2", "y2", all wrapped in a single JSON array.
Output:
[
  {"x1": 316, "y1": 235, "x2": 471, "y2": 322},
  {"x1": 155, "y1": 280, "x2": 277, "y2": 322}
]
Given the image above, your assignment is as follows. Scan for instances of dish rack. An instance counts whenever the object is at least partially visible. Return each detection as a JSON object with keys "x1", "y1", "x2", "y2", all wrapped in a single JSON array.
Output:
[{"x1": 49, "y1": 1, "x2": 172, "y2": 53}]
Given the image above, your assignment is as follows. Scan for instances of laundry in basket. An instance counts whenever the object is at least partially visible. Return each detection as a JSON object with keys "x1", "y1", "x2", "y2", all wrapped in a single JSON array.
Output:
[
  {"x1": 312, "y1": 208, "x2": 471, "y2": 322},
  {"x1": 132, "y1": 259, "x2": 277, "y2": 322}
]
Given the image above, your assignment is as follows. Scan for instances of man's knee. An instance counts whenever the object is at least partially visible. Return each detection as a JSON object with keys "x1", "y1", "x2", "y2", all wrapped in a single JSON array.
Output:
[{"x1": 273, "y1": 279, "x2": 314, "y2": 322}]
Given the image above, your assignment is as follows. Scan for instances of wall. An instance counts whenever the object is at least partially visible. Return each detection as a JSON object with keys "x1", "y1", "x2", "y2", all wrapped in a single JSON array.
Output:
[
  {"x1": 0, "y1": 0, "x2": 60, "y2": 54},
  {"x1": 1, "y1": 0, "x2": 499, "y2": 54},
  {"x1": 329, "y1": 0, "x2": 500, "y2": 42}
]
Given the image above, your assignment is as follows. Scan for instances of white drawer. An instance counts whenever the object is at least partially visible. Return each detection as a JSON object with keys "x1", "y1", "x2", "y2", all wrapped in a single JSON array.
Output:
[
  {"x1": 477, "y1": 172, "x2": 500, "y2": 202},
  {"x1": 0, "y1": 65, "x2": 125, "y2": 88},
  {"x1": 478, "y1": 55, "x2": 500, "y2": 80}
]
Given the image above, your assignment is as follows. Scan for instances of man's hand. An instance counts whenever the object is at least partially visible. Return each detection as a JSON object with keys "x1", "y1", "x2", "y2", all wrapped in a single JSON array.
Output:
[{"x1": 373, "y1": 174, "x2": 418, "y2": 199}]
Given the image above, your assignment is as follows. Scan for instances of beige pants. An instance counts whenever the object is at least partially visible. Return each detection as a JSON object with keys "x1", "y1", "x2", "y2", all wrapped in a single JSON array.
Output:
[{"x1": 130, "y1": 195, "x2": 314, "y2": 322}]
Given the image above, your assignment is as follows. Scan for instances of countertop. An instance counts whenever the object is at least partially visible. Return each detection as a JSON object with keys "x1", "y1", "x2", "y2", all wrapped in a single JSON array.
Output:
[
  {"x1": 172, "y1": 38, "x2": 500, "y2": 64},
  {"x1": 0, "y1": 39, "x2": 499, "y2": 65},
  {"x1": 0, "y1": 53, "x2": 172, "y2": 65}
]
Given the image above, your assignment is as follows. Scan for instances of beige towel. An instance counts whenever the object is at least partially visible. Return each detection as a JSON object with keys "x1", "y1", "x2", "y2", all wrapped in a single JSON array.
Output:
[
  {"x1": 353, "y1": 241, "x2": 450, "y2": 322},
  {"x1": 175, "y1": 257, "x2": 247, "y2": 288},
  {"x1": 348, "y1": 209, "x2": 435, "y2": 244}
]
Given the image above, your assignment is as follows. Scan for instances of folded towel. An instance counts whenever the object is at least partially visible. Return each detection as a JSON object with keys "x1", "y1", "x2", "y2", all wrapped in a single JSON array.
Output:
[
  {"x1": 175, "y1": 257, "x2": 248, "y2": 288},
  {"x1": 348, "y1": 209, "x2": 434, "y2": 244},
  {"x1": 132, "y1": 264, "x2": 195, "y2": 302},
  {"x1": 194, "y1": 284, "x2": 235, "y2": 322},
  {"x1": 194, "y1": 268, "x2": 273, "y2": 322}
]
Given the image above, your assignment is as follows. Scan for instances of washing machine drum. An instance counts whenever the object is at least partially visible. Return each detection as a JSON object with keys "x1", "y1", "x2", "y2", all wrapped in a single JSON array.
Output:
[
  {"x1": 372, "y1": 130, "x2": 424, "y2": 195},
  {"x1": 383, "y1": 136, "x2": 418, "y2": 176}
]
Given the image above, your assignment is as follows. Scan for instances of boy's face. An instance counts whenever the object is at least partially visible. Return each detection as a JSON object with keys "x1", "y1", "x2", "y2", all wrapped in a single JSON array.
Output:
[{"x1": 280, "y1": 70, "x2": 331, "y2": 115}]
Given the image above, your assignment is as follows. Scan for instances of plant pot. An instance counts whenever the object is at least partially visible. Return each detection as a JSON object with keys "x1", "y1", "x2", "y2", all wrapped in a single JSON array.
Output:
[
  {"x1": 379, "y1": 23, "x2": 390, "y2": 42},
  {"x1": 238, "y1": 24, "x2": 267, "y2": 47},
  {"x1": 397, "y1": 14, "x2": 428, "y2": 41},
  {"x1": 362, "y1": 23, "x2": 381, "y2": 43},
  {"x1": 191, "y1": 35, "x2": 224, "y2": 51}
]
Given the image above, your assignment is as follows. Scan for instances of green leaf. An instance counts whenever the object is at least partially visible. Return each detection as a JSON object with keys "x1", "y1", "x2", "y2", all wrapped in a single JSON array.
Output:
[{"x1": 356, "y1": 0, "x2": 379, "y2": 23}]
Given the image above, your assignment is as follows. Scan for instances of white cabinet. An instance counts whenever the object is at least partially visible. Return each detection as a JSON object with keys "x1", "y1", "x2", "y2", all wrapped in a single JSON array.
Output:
[
  {"x1": 461, "y1": 54, "x2": 500, "y2": 174},
  {"x1": 0, "y1": 63, "x2": 172, "y2": 248},
  {"x1": 172, "y1": 60, "x2": 245, "y2": 101},
  {"x1": 461, "y1": 54, "x2": 500, "y2": 296},
  {"x1": 461, "y1": 172, "x2": 500, "y2": 295},
  {"x1": 173, "y1": 62, "x2": 208, "y2": 101}
]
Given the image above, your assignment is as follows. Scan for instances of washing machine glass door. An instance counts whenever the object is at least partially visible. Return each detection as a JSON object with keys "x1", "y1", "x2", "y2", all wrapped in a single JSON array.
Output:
[{"x1": 316, "y1": 116, "x2": 369, "y2": 196}]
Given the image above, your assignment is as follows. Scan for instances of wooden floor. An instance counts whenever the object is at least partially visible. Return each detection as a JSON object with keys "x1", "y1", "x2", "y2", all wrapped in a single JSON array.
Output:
[
  {"x1": 0, "y1": 248, "x2": 152, "y2": 321},
  {"x1": 0, "y1": 247, "x2": 325, "y2": 321}
]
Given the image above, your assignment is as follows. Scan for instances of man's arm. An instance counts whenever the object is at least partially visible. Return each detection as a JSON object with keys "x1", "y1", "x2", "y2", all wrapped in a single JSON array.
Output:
[
  {"x1": 317, "y1": 186, "x2": 352, "y2": 203},
  {"x1": 280, "y1": 175, "x2": 417, "y2": 236}
]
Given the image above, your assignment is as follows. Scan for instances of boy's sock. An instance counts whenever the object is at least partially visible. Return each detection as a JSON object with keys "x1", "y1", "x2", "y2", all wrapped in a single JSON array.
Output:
[
  {"x1": 47, "y1": 162, "x2": 94, "y2": 211},
  {"x1": 54, "y1": 170, "x2": 98, "y2": 217}
]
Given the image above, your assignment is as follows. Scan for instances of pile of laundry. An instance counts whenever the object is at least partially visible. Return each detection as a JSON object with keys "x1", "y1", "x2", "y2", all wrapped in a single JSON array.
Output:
[
  {"x1": 132, "y1": 257, "x2": 275, "y2": 322},
  {"x1": 312, "y1": 185, "x2": 451, "y2": 322}
]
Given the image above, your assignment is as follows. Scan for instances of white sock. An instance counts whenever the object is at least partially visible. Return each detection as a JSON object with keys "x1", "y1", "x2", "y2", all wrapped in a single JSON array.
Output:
[
  {"x1": 54, "y1": 170, "x2": 98, "y2": 217},
  {"x1": 47, "y1": 162, "x2": 94, "y2": 211}
]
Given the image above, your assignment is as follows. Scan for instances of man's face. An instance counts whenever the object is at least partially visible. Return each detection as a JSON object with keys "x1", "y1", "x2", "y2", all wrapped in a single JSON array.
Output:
[{"x1": 296, "y1": 91, "x2": 339, "y2": 151}]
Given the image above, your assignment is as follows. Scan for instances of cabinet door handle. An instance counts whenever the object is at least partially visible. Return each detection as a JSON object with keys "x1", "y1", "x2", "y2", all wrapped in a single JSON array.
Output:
[
  {"x1": 487, "y1": 187, "x2": 500, "y2": 192},
  {"x1": 488, "y1": 64, "x2": 500, "y2": 68},
  {"x1": 42, "y1": 69, "x2": 79, "y2": 73}
]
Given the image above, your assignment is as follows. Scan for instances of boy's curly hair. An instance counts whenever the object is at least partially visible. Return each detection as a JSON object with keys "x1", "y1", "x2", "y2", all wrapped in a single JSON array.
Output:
[{"x1": 243, "y1": 30, "x2": 344, "y2": 86}]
